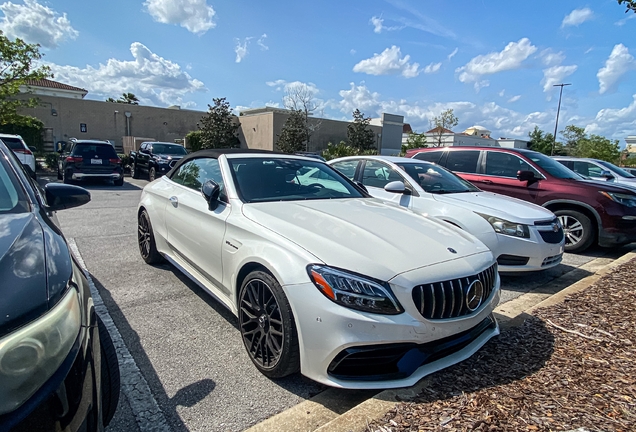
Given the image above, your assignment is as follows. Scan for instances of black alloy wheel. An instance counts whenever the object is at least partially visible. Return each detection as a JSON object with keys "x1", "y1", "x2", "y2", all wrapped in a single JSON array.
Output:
[
  {"x1": 239, "y1": 271, "x2": 299, "y2": 378},
  {"x1": 137, "y1": 210, "x2": 163, "y2": 264},
  {"x1": 149, "y1": 167, "x2": 156, "y2": 182}
]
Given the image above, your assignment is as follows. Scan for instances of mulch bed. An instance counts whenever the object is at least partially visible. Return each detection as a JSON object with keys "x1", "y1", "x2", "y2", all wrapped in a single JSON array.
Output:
[{"x1": 371, "y1": 259, "x2": 636, "y2": 432}]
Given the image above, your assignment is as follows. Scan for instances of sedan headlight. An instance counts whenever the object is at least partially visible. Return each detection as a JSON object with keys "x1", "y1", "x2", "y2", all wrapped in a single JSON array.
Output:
[
  {"x1": 601, "y1": 191, "x2": 636, "y2": 208},
  {"x1": 0, "y1": 288, "x2": 81, "y2": 415},
  {"x1": 307, "y1": 265, "x2": 403, "y2": 315},
  {"x1": 477, "y1": 213, "x2": 530, "y2": 238}
]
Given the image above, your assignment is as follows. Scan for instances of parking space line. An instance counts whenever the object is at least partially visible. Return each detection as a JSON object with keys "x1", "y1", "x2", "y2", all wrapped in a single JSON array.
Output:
[{"x1": 68, "y1": 238, "x2": 172, "y2": 432}]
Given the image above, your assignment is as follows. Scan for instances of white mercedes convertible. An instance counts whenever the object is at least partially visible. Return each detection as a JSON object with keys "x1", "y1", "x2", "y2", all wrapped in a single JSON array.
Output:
[{"x1": 137, "y1": 150, "x2": 500, "y2": 389}]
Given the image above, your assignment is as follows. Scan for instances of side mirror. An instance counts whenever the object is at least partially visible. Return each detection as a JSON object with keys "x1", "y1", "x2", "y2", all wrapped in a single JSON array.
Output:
[
  {"x1": 600, "y1": 170, "x2": 614, "y2": 180},
  {"x1": 384, "y1": 180, "x2": 406, "y2": 193},
  {"x1": 28, "y1": 146, "x2": 36, "y2": 153},
  {"x1": 201, "y1": 179, "x2": 221, "y2": 211},
  {"x1": 517, "y1": 170, "x2": 536, "y2": 182},
  {"x1": 45, "y1": 183, "x2": 91, "y2": 211}
]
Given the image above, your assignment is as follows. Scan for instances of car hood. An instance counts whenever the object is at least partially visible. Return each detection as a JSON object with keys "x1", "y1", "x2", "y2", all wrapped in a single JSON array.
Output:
[
  {"x1": 156, "y1": 154, "x2": 184, "y2": 161},
  {"x1": 575, "y1": 178, "x2": 636, "y2": 193},
  {"x1": 241, "y1": 198, "x2": 490, "y2": 281},
  {"x1": 432, "y1": 191, "x2": 555, "y2": 224}
]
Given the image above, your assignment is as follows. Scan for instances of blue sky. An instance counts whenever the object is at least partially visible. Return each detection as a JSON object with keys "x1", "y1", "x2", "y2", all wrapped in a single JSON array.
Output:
[{"x1": 1, "y1": 0, "x2": 635, "y2": 145}]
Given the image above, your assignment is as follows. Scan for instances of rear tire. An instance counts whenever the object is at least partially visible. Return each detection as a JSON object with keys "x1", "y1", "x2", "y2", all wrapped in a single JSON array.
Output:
[
  {"x1": 97, "y1": 315, "x2": 120, "y2": 428},
  {"x1": 63, "y1": 170, "x2": 73, "y2": 184},
  {"x1": 555, "y1": 209, "x2": 594, "y2": 253},
  {"x1": 137, "y1": 209, "x2": 164, "y2": 264},
  {"x1": 57, "y1": 167, "x2": 62, "y2": 180},
  {"x1": 149, "y1": 167, "x2": 156, "y2": 182}
]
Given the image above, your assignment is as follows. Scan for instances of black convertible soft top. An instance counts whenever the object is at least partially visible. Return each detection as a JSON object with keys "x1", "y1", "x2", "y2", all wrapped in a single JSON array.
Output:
[{"x1": 167, "y1": 148, "x2": 287, "y2": 176}]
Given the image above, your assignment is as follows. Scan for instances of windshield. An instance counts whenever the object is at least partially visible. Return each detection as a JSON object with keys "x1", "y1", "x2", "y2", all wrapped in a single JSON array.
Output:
[
  {"x1": 152, "y1": 144, "x2": 188, "y2": 155},
  {"x1": 0, "y1": 153, "x2": 29, "y2": 214},
  {"x1": 597, "y1": 160, "x2": 636, "y2": 178},
  {"x1": 528, "y1": 152, "x2": 582, "y2": 179},
  {"x1": 229, "y1": 157, "x2": 365, "y2": 203},
  {"x1": 397, "y1": 161, "x2": 480, "y2": 194}
]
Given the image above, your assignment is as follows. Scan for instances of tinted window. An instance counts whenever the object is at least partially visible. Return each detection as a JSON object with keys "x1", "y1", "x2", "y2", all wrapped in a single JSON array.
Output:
[
  {"x1": 445, "y1": 151, "x2": 480, "y2": 173},
  {"x1": 397, "y1": 161, "x2": 479, "y2": 194},
  {"x1": 172, "y1": 158, "x2": 227, "y2": 201},
  {"x1": 528, "y1": 153, "x2": 580, "y2": 179},
  {"x1": 229, "y1": 158, "x2": 364, "y2": 203},
  {"x1": 361, "y1": 160, "x2": 403, "y2": 188},
  {"x1": 0, "y1": 152, "x2": 29, "y2": 213},
  {"x1": 73, "y1": 144, "x2": 117, "y2": 159},
  {"x1": 413, "y1": 151, "x2": 443, "y2": 163},
  {"x1": 485, "y1": 152, "x2": 539, "y2": 178},
  {"x1": 330, "y1": 160, "x2": 359, "y2": 180},
  {"x1": 152, "y1": 144, "x2": 188, "y2": 155},
  {"x1": 572, "y1": 161, "x2": 603, "y2": 178},
  {"x1": 1, "y1": 137, "x2": 25, "y2": 150},
  {"x1": 597, "y1": 160, "x2": 635, "y2": 178}
]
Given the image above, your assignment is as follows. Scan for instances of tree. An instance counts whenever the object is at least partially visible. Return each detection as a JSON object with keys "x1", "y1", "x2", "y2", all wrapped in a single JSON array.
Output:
[
  {"x1": 528, "y1": 126, "x2": 558, "y2": 156},
  {"x1": 576, "y1": 134, "x2": 621, "y2": 163},
  {"x1": 618, "y1": 0, "x2": 636, "y2": 13},
  {"x1": 106, "y1": 93, "x2": 140, "y2": 105},
  {"x1": 429, "y1": 109, "x2": 458, "y2": 147},
  {"x1": 283, "y1": 83, "x2": 320, "y2": 150},
  {"x1": 561, "y1": 125, "x2": 586, "y2": 156},
  {"x1": 0, "y1": 31, "x2": 51, "y2": 125},
  {"x1": 276, "y1": 109, "x2": 308, "y2": 153},
  {"x1": 321, "y1": 141, "x2": 377, "y2": 161},
  {"x1": 400, "y1": 131, "x2": 427, "y2": 156},
  {"x1": 185, "y1": 130, "x2": 203, "y2": 152},
  {"x1": 347, "y1": 109, "x2": 375, "y2": 151},
  {"x1": 199, "y1": 97, "x2": 240, "y2": 149}
]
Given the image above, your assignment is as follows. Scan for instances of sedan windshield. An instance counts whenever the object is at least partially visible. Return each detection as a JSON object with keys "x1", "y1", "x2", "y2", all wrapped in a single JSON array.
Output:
[
  {"x1": 152, "y1": 144, "x2": 188, "y2": 155},
  {"x1": 229, "y1": 158, "x2": 365, "y2": 203},
  {"x1": 397, "y1": 161, "x2": 480, "y2": 194},
  {"x1": 528, "y1": 152, "x2": 582, "y2": 179},
  {"x1": 597, "y1": 160, "x2": 636, "y2": 178}
]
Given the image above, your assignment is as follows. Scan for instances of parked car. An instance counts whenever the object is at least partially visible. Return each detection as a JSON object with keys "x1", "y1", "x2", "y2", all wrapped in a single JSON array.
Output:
[
  {"x1": 0, "y1": 140, "x2": 120, "y2": 431},
  {"x1": 0, "y1": 133, "x2": 36, "y2": 179},
  {"x1": 406, "y1": 146, "x2": 636, "y2": 253},
  {"x1": 624, "y1": 167, "x2": 636, "y2": 177},
  {"x1": 553, "y1": 156, "x2": 636, "y2": 187},
  {"x1": 130, "y1": 141, "x2": 188, "y2": 181},
  {"x1": 138, "y1": 149, "x2": 500, "y2": 389},
  {"x1": 57, "y1": 139, "x2": 124, "y2": 186},
  {"x1": 329, "y1": 156, "x2": 564, "y2": 272}
]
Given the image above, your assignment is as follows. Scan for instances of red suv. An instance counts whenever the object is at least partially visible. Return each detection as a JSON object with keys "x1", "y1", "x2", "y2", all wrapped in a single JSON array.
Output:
[{"x1": 407, "y1": 147, "x2": 636, "y2": 253}]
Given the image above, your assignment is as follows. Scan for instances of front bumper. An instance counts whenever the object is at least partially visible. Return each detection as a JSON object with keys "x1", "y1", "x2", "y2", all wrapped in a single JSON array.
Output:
[
  {"x1": 489, "y1": 228, "x2": 564, "y2": 273},
  {"x1": 598, "y1": 216, "x2": 636, "y2": 247},
  {"x1": 72, "y1": 173, "x2": 122, "y2": 180},
  {"x1": 284, "y1": 254, "x2": 500, "y2": 389}
]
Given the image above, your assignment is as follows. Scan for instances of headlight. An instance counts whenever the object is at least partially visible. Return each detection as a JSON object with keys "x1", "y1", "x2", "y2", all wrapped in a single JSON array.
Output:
[
  {"x1": 0, "y1": 288, "x2": 81, "y2": 415},
  {"x1": 307, "y1": 265, "x2": 403, "y2": 315},
  {"x1": 477, "y1": 213, "x2": 530, "y2": 238},
  {"x1": 601, "y1": 191, "x2": 636, "y2": 208}
]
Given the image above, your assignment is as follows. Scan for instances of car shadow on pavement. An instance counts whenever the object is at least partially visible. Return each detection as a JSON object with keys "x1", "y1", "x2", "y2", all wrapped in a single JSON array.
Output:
[
  {"x1": 499, "y1": 264, "x2": 592, "y2": 293},
  {"x1": 409, "y1": 316, "x2": 554, "y2": 403}
]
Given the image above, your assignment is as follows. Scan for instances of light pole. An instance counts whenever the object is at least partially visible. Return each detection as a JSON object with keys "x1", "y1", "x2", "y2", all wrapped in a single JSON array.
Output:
[{"x1": 551, "y1": 83, "x2": 571, "y2": 155}]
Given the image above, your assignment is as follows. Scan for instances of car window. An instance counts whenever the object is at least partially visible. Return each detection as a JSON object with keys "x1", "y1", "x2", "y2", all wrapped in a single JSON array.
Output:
[
  {"x1": 572, "y1": 161, "x2": 603, "y2": 178},
  {"x1": 361, "y1": 160, "x2": 403, "y2": 188},
  {"x1": 397, "y1": 161, "x2": 480, "y2": 194},
  {"x1": 412, "y1": 151, "x2": 443, "y2": 163},
  {"x1": 229, "y1": 157, "x2": 364, "y2": 203},
  {"x1": 597, "y1": 160, "x2": 635, "y2": 178},
  {"x1": 171, "y1": 158, "x2": 227, "y2": 201},
  {"x1": 0, "y1": 151, "x2": 29, "y2": 213},
  {"x1": 445, "y1": 150, "x2": 480, "y2": 173},
  {"x1": 152, "y1": 144, "x2": 187, "y2": 155},
  {"x1": 330, "y1": 160, "x2": 359, "y2": 180},
  {"x1": 73, "y1": 144, "x2": 117, "y2": 159},
  {"x1": 485, "y1": 152, "x2": 540, "y2": 178},
  {"x1": 140, "y1": 143, "x2": 147, "y2": 151},
  {"x1": 0, "y1": 137, "x2": 26, "y2": 150}
]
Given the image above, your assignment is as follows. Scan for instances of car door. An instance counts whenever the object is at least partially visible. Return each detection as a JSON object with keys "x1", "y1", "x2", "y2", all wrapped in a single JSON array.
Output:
[
  {"x1": 571, "y1": 160, "x2": 607, "y2": 181},
  {"x1": 481, "y1": 150, "x2": 546, "y2": 204},
  {"x1": 164, "y1": 157, "x2": 231, "y2": 295},
  {"x1": 359, "y1": 160, "x2": 414, "y2": 208}
]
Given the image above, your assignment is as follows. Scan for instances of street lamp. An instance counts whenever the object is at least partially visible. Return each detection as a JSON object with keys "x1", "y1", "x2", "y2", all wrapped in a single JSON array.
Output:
[{"x1": 551, "y1": 83, "x2": 571, "y2": 156}]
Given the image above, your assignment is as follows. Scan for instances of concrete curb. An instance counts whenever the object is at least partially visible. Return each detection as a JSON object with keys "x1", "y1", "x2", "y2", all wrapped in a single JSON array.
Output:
[{"x1": 245, "y1": 249, "x2": 636, "y2": 432}]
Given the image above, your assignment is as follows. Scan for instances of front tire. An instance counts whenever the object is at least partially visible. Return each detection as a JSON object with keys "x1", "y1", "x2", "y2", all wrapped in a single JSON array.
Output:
[
  {"x1": 556, "y1": 209, "x2": 595, "y2": 253},
  {"x1": 131, "y1": 163, "x2": 140, "y2": 179},
  {"x1": 149, "y1": 167, "x2": 156, "y2": 182},
  {"x1": 137, "y1": 209, "x2": 164, "y2": 264},
  {"x1": 238, "y1": 271, "x2": 300, "y2": 378},
  {"x1": 97, "y1": 315, "x2": 120, "y2": 428},
  {"x1": 63, "y1": 170, "x2": 73, "y2": 184}
]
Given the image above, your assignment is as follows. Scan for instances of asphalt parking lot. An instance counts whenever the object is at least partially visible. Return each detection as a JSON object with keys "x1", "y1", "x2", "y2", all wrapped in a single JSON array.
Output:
[{"x1": 42, "y1": 174, "x2": 633, "y2": 432}]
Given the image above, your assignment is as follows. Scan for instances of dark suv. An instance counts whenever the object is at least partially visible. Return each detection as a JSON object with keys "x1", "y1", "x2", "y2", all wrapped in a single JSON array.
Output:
[
  {"x1": 407, "y1": 146, "x2": 636, "y2": 253},
  {"x1": 58, "y1": 140, "x2": 124, "y2": 186}
]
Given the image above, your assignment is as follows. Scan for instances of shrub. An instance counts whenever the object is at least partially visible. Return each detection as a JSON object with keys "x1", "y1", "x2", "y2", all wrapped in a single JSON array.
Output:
[
  {"x1": 44, "y1": 153, "x2": 59, "y2": 170},
  {"x1": 321, "y1": 141, "x2": 378, "y2": 161},
  {"x1": 186, "y1": 130, "x2": 203, "y2": 152}
]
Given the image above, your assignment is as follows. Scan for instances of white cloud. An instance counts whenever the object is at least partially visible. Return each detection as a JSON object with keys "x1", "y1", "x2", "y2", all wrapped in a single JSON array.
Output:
[
  {"x1": 257, "y1": 34, "x2": 268, "y2": 50},
  {"x1": 353, "y1": 46, "x2": 421, "y2": 78},
  {"x1": 447, "y1": 47, "x2": 458, "y2": 61},
  {"x1": 265, "y1": 80, "x2": 327, "y2": 112},
  {"x1": 615, "y1": 14, "x2": 636, "y2": 26},
  {"x1": 474, "y1": 80, "x2": 490, "y2": 92},
  {"x1": 234, "y1": 37, "x2": 251, "y2": 63},
  {"x1": 456, "y1": 38, "x2": 537, "y2": 84},
  {"x1": 46, "y1": 42, "x2": 205, "y2": 107},
  {"x1": 541, "y1": 65, "x2": 577, "y2": 94},
  {"x1": 350, "y1": 49, "x2": 356, "y2": 55},
  {"x1": 585, "y1": 94, "x2": 636, "y2": 139},
  {"x1": 369, "y1": 15, "x2": 404, "y2": 33},
  {"x1": 423, "y1": 62, "x2": 441, "y2": 74},
  {"x1": 0, "y1": 0, "x2": 78, "y2": 49},
  {"x1": 498, "y1": 89, "x2": 505, "y2": 97},
  {"x1": 507, "y1": 95, "x2": 521, "y2": 103},
  {"x1": 597, "y1": 44, "x2": 636, "y2": 94},
  {"x1": 540, "y1": 49, "x2": 565, "y2": 67},
  {"x1": 561, "y1": 7, "x2": 593, "y2": 28},
  {"x1": 144, "y1": 0, "x2": 216, "y2": 34}
]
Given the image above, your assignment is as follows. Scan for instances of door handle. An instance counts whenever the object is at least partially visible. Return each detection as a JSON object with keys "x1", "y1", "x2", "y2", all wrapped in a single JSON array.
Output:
[
  {"x1": 169, "y1": 196, "x2": 178, "y2": 208},
  {"x1": 478, "y1": 179, "x2": 493, "y2": 184}
]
